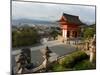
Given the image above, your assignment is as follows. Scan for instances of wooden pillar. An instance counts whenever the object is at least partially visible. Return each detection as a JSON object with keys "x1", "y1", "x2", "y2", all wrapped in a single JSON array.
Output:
[
  {"x1": 70, "y1": 31, "x2": 73, "y2": 38},
  {"x1": 77, "y1": 31, "x2": 78, "y2": 38},
  {"x1": 62, "y1": 29, "x2": 67, "y2": 39},
  {"x1": 62, "y1": 29, "x2": 64, "y2": 38},
  {"x1": 64, "y1": 29, "x2": 67, "y2": 39},
  {"x1": 62, "y1": 29, "x2": 67, "y2": 44}
]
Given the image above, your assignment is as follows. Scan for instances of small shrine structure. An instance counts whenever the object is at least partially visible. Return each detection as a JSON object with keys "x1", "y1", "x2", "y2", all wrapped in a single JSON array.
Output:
[{"x1": 58, "y1": 13, "x2": 84, "y2": 39}]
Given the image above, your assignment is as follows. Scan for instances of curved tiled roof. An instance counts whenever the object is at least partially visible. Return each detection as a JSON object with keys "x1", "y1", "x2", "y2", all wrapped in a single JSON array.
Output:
[{"x1": 59, "y1": 13, "x2": 84, "y2": 25}]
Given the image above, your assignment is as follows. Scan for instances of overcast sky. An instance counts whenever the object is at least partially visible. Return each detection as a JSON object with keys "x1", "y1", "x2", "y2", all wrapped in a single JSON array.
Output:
[{"x1": 12, "y1": 1, "x2": 96, "y2": 24}]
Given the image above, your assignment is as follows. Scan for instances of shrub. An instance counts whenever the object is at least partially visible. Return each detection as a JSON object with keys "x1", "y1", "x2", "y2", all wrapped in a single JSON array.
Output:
[
  {"x1": 51, "y1": 63, "x2": 69, "y2": 72},
  {"x1": 73, "y1": 60, "x2": 96, "y2": 70},
  {"x1": 58, "y1": 51, "x2": 88, "y2": 68},
  {"x1": 50, "y1": 51, "x2": 94, "y2": 72}
]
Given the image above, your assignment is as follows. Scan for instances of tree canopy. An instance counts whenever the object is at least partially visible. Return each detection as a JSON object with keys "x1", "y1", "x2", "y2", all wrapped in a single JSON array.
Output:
[
  {"x1": 12, "y1": 27, "x2": 39, "y2": 47},
  {"x1": 83, "y1": 24, "x2": 95, "y2": 39}
]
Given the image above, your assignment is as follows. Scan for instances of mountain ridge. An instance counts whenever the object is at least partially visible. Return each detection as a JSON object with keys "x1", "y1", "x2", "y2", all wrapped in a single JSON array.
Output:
[{"x1": 12, "y1": 18, "x2": 58, "y2": 26}]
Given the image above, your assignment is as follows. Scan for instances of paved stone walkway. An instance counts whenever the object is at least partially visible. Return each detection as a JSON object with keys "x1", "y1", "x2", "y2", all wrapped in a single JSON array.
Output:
[{"x1": 12, "y1": 45, "x2": 76, "y2": 68}]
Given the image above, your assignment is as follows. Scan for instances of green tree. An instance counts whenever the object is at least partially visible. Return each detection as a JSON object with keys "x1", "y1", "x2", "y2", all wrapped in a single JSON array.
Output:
[
  {"x1": 12, "y1": 27, "x2": 39, "y2": 47},
  {"x1": 50, "y1": 27, "x2": 61, "y2": 40},
  {"x1": 83, "y1": 27, "x2": 95, "y2": 39}
]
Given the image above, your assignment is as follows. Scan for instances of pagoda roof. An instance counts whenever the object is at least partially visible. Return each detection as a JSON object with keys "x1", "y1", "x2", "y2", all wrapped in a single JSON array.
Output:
[{"x1": 58, "y1": 13, "x2": 84, "y2": 25}]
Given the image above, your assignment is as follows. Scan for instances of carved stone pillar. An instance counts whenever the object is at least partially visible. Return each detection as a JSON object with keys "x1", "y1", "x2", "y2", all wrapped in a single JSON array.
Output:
[
  {"x1": 15, "y1": 48, "x2": 31, "y2": 74},
  {"x1": 42, "y1": 55, "x2": 49, "y2": 69},
  {"x1": 89, "y1": 46, "x2": 94, "y2": 62},
  {"x1": 41, "y1": 46, "x2": 52, "y2": 70},
  {"x1": 89, "y1": 34, "x2": 96, "y2": 63}
]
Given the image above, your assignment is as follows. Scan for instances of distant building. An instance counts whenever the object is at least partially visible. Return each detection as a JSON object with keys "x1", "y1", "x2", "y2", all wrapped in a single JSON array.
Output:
[{"x1": 58, "y1": 13, "x2": 84, "y2": 39}]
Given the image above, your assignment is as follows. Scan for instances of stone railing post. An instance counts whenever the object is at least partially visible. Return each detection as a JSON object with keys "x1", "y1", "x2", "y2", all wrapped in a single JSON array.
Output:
[
  {"x1": 40, "y1": 46, "x2": 52, "y2": 70},
  {"x1": 15, "y1": 48, "x2": 31, "y2": 74},
  {"x1": 89, "y1": 34, "x2": 96, "y2": 63}
]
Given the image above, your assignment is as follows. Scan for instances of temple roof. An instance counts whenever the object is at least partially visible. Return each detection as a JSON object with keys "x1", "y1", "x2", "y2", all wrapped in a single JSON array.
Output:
[{"x1": 58, "y1": 13, "x2": 84, "y2": 25}]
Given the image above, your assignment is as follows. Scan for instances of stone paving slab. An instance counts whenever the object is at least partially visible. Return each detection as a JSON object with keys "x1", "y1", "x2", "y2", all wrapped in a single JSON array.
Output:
[{"x1": 12, "y1": 44, "x2": 76, "y2": 67}]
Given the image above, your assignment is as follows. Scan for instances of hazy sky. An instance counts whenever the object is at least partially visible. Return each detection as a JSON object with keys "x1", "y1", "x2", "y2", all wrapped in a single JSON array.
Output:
[{"x1": 12, "y1": 1, "x2": 96, "y2": 24}]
